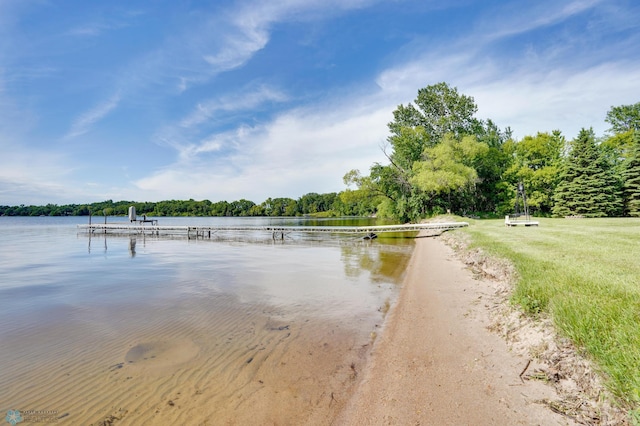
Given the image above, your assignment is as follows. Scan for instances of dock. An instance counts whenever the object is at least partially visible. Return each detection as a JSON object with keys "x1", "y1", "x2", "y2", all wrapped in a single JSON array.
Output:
[{"x1": 78, "y1": 221, "x2": 469, "y2": 239}]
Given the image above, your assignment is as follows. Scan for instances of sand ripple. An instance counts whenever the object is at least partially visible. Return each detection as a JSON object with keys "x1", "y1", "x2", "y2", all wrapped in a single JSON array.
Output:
[
  {"x1": 123, "y1": 339, "x2": 200, "y2": 372},
  {"x1": 0, "y1": 298, "x2": 379, "y2": 425}
]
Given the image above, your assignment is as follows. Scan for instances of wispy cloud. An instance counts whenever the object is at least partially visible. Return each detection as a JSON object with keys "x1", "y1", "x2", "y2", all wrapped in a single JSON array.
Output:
[
  {"x1": 470, "y1": 61, "x2": 640, "y2": 139},
  {"x1": 66, "y1": 9, "x2": 145, "y2": 37},
  {"x1": 201, "y1": 26, "x2": 269, "y2": 75},
  {"x1": 175, "y1": 126, "x2": 248, "y2": 162},
  {"x1": 65, "y1": 92, "x2": 121, "y2": 139},
  {"x1": 376, "y1": 49, "x2": 640, "y2": 139},
  {"x1": 68, "y1": 23, "x2": 112, "y2": 37},
  {"x1": 68, "y1": 23, "x2": 116, "y2": 37},
  {"x1": 135, "y1": 88, "x2": 396, "y2": 201},
  {"x1": 172, "y1": 0, "x2": 381, "y2": 92},
  {"x1": 374, "y1": 0, "x2": 640, "y2": 139},
  {"x1": 150, "y1": 84, "x2": 289, "y2": 164},
  {"x1": 479, "y1": 0, "x2": 604, "y2": 41},
  {"x1": 179, "y1": 85, "x2": 288, "y2": 129}
]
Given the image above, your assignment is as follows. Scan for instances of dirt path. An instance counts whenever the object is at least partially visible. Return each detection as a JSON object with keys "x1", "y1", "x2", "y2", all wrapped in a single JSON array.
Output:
[{"x1": 337, "y1": 235, "x2": 572, "y2": 426}]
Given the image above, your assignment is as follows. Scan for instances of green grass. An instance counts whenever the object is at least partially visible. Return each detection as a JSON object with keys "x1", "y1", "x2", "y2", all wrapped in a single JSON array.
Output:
[{"x1": 460, "y1": 217, "x2": 640, "y2": 407}]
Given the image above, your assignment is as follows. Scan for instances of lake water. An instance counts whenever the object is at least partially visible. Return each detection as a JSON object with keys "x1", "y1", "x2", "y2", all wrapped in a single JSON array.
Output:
[{"x1": 0, "y1": 216, "x2": 414, "y2": 424}]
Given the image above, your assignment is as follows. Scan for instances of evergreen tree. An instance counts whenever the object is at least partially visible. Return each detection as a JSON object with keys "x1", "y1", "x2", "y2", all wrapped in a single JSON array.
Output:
[
  {"x1": 552, "y1": 128, "x2": 622, "y2": 217},
  {"x1": 622, "y1": 131, "x2": 640, "y2": 216}
]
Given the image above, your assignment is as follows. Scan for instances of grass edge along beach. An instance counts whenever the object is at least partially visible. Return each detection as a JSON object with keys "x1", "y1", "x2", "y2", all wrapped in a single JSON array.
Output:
[{"x1": 450, "y1": 216, "x2": 640, "y2": 422}]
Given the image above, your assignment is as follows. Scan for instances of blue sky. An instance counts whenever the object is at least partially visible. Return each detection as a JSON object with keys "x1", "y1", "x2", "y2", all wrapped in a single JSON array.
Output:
[{"x1": 1, "y1": 0, "x2": 639, "y2": 205}]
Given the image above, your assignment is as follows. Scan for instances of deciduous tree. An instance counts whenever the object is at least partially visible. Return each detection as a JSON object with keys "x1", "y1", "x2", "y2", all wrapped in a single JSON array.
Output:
[
  {"x1": 605, "y1": 102, "x2": 640, "y2": 134},
  {"x1": 504, "y1": 131, "x2": 564, "y2": 215},
  {"x1": 388, "y1": 82, "x2": 483, "y2": 141}
]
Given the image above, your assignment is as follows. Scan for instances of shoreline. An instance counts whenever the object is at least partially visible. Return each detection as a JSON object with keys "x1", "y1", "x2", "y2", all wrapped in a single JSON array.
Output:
[{"x1": 336, "y1": 234, "x2": 571, "y2": 425}]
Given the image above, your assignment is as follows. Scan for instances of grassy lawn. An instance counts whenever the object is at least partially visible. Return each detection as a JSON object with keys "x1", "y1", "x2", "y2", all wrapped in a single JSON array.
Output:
[{"x1": 460, "y1": 217, "x2": 640, "y2": 406}]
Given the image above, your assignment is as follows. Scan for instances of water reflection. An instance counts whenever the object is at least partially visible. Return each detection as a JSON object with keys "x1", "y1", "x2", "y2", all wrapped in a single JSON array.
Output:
[
  {"x1": 129, "y1": 236, "x2": 136, "y2": 257},
  {"x1": 340, "y1": 240, "x2": 413, "y2": 283},
  {"x1": 73, "y1": 232, "x2": 415, "y2": 315},
  {"x1": 87, "y1": 233, "x2": 151, "y2": 258},
  {"x1": 86, "y1": 231, "x2": 109, "y2": 254}
]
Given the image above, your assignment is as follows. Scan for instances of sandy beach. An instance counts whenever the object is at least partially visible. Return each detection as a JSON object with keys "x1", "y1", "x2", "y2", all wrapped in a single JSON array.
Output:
[{"x1": 336, "y1": 234, "x2": 571, "y2": 425}]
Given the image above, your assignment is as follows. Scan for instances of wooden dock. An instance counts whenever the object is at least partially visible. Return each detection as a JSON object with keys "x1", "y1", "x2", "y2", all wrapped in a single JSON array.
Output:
[{"x1": 78, "y1": 221, "x2": 469, "y2": 239}]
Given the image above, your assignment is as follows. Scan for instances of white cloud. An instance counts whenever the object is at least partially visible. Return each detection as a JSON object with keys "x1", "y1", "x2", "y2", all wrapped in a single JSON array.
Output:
[
  {"x1": 173, "y1": 0, "x2": 381, "y2": 92},
  {"x1": 179, "y1": 85, "x2": 288, "y2": 129},
  {"x1": 478, "y1": 0, "x2": 604, "y2": 42},
  {"x1": 175, "y1": 126, "x2": 244, "y2": 161},
  {"x1": 152, "y1": 84, "x2": 290, "y2": 165},
  {"x1": 201, "y1": 26, "x2": 269, "y2": 73},
  {"x1": 67, "y1": 23, "x2": 112, "y2": 37},
  {"x1": 135, "y1": 92, "x2": 395, "y2": 202},
  {"x1": 471, "y1": 62, "x2": 640, "y2": 139},
  {"x1": 66, "y1": 8, "x2": 145, "y2": 37},
  {"x1": 0, "y1": 147, "x2": 80, "y2": 204},
  {"x1": 65, "y1": 92, "x2": 121, "y2": 139},
  {"x1": 373, "y1": 0, "x2": 640, "y2": 140},
  {"x1": 375, "y1": 49, "x2": 640, "y2": 140}
]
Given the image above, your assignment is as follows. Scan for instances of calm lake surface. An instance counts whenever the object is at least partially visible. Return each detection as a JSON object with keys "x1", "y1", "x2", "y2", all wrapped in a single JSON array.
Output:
[{"x1": 0, "y1": 216, "x2": 414, "y2": 424}]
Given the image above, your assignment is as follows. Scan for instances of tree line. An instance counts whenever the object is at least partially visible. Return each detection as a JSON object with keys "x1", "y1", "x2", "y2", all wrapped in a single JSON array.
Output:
[
  {"x1": 3, "y1": 82, "x2": 639, "y2": 221},
  {"x1": 0, "y1": 192, "x2": 369, "y2": 218}
]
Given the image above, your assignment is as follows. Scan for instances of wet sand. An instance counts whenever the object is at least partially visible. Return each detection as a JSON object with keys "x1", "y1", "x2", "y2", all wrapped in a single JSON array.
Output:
[
  {"x1": 1, "y1": 305, "x2": 373, "y2": 425},
  {"x1": 337, "y1": 235, "x2": 571, "y2": 425}
]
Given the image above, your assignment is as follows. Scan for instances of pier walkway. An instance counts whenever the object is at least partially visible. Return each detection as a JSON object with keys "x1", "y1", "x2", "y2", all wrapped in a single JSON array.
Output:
[{"x1": 78, "y1": 221, "x2": 468, "y2": 239}]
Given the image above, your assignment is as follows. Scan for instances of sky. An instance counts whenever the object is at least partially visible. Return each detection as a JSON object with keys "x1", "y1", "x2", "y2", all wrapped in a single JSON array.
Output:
[{"x1": 1, "y1": 0, "x2": 639, "y2": 206}]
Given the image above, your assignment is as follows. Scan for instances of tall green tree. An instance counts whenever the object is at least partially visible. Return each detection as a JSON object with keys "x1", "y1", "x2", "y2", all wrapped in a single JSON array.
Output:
[
  {"x1": 504, "y1": 131, "x2": 564, "y2": 215},
  {"x1": 229, "y1": 199, "x2": 256, "y2": 216},
  {"x1": 552, "y1": 128, "x2": 622, "y2": 217},
  {"x1": 388, "y1": 82, "x2": 483, "y2": 141},
  {"x1": 262, "y1": 197, "x2": 298, "y2": 216},
  {"x1": 369, "y1": 82, "x2": 496, "y2": 221},
  {"x1": 338, "y1": 171, "x2": 381, "y2": 216},
  {"x1": 472, "y1": 120, "x2": 513, "y2": 213},
  {"x1": 605, "y1": 102, "x2": 640, "y2": 134},
  {"x1": 622, "y1": 131, "x2": 640, "y2": 216},
  {"x1": 601, "y1": 102, "x2": 640, "y2": 190},
  {"x1": 410, "y1": 134, "x2": 488, "y2": 212}
]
